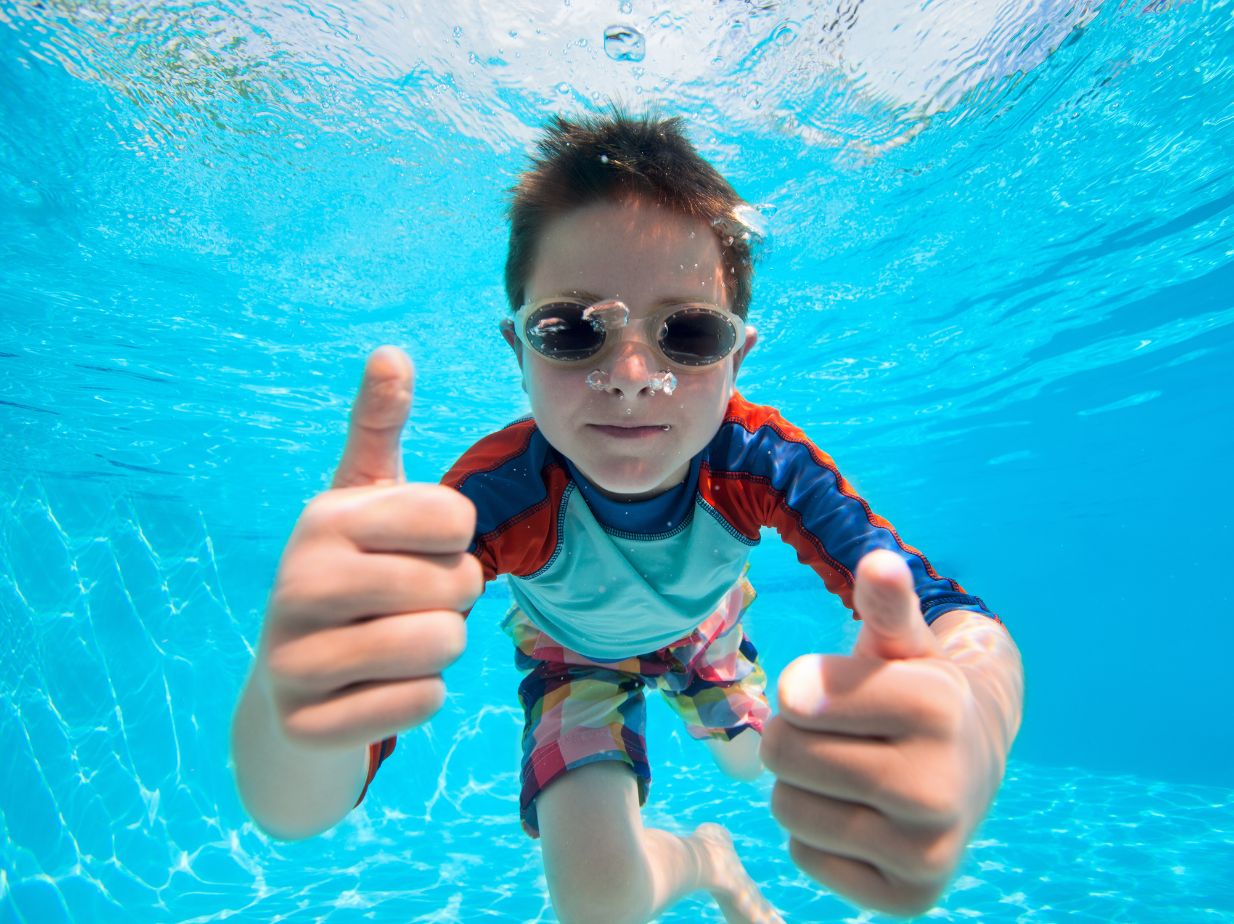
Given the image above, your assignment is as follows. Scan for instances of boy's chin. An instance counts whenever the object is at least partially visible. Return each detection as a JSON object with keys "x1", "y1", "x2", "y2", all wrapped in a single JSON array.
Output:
[{"x1": 576, "y1": 461, "x2": 683, "y2": 501}]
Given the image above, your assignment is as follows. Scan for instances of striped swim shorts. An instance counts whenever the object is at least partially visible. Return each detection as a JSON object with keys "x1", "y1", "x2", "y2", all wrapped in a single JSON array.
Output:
[{"x1": 505, "y1": 576, "x2": 770, "y2": 838}]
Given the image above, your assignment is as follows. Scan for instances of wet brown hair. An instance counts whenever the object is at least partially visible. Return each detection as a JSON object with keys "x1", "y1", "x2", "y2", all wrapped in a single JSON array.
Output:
[{"x1": 505, "y1": 109, "x2": 758, "y2": 319}]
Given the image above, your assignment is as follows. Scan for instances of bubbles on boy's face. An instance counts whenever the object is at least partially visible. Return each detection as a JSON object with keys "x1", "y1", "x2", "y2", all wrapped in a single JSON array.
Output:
[
  {"x1": 584, "y1": 369, "x2": 677, "y2": 395},
  {"x1": 648, "y1": 371, "x2": 678, "y2": 395}
]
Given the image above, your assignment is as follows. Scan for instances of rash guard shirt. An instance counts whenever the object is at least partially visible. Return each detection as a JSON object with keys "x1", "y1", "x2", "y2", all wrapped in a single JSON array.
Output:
[{"x1": 440, "y1": 391, "x2": 996, "y2": 660}]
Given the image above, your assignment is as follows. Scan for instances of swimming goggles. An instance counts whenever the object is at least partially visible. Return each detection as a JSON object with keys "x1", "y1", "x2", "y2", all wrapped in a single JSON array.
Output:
[{"x1": 513, "y1": 297, "x2": 746, "y2": 370}]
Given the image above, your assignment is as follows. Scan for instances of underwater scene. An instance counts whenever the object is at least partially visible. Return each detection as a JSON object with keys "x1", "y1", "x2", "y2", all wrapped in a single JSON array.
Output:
[{"x1": 2, "y1": 0, "x2": 1233, "y2": 921}]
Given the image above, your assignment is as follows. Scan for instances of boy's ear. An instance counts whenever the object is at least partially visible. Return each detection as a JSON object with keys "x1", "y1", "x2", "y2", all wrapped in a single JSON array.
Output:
[
  {"x1": 500, "y1": 319, "x2": 529, "y2": 394},
  {"x1": 731, "y1": 324, "x2": 758, "y2": 382},
  {"x1": 500, "y1": 318, "x2": 524, "y2": 370}
]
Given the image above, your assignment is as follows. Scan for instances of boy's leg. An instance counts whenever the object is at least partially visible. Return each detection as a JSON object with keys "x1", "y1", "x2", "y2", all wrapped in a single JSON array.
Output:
[{"x1": 536, "y1": 760, "x2": 782, "y2": 924}]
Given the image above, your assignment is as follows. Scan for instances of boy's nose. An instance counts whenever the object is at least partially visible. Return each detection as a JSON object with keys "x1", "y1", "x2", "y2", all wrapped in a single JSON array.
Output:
[{"x1": 605, "y1": 340, "x2": 659, "y2": 398}]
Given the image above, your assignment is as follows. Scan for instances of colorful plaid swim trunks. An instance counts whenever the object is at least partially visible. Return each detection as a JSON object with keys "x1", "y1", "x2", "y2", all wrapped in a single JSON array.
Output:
[{"x1": 505, "y1": 575, "x2": 770, "y2": 838}]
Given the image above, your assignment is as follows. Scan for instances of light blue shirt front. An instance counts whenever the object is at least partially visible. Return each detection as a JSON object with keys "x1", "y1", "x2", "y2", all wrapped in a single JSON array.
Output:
[{"x1": 507, "y1": 459, "x2": 755, "y2": 660}]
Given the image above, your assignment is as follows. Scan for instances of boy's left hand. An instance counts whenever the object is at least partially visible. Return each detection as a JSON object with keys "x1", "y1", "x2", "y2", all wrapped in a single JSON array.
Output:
[{"x1": 759, "y1": 549, "x2": 1003, "y2": 918}]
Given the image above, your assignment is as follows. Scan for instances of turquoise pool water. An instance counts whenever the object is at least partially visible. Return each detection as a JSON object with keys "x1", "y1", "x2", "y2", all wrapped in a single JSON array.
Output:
[{"x1": 3, "y1": 1, "x2": 1233, "y2": 921}]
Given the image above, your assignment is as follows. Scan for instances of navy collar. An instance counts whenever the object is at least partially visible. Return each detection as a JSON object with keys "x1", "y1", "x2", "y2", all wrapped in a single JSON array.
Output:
[{"x1": 563, "y1": 455, "x2": 701, "y2": 535}]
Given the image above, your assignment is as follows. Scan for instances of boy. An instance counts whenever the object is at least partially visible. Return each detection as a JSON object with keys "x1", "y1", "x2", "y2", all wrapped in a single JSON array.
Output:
[{"x1": 232, "y1": 111, "x2": 1024, "y2": 923}]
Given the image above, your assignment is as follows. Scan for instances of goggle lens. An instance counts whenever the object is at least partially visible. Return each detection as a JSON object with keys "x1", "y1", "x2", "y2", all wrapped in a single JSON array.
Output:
[
  {"x1": 525, "y1": 302, "x2": 606, "y2": 361},
  {"x1": 659, "y1": 307, "x2": 738, "y2": 367},
  {"x1": 521, "y1": 300, "x2": 739, "y2": 368}
]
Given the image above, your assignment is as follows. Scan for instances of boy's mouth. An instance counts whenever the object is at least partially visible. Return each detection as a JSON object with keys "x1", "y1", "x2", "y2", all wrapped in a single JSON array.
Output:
[{"x1": 588, "y1": 423, "x2": 672, "y2": 438}]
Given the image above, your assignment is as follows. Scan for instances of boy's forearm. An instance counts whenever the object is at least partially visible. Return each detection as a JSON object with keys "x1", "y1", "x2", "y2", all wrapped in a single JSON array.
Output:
[
  {"x1": 230, "y1": 670, "x2": 371, "y2": 841},
  {"x1": 930, "y1": 610, "x2": 1025, "y2": 776}
]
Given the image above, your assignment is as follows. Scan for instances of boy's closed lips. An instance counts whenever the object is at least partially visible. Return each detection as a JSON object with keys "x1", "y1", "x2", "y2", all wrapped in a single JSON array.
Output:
[{"x1": 588, "y1": 422, "x2": 672, "y2": 439}]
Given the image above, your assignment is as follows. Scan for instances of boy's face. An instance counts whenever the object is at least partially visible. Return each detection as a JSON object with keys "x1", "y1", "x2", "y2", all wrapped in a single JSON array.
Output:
[{"x1": 504, "y1": 196, "x2": 756, "y2": 500}]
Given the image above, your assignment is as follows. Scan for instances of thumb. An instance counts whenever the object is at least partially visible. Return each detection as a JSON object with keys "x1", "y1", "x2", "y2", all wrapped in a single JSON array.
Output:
[
  {"x1": 332, "y1": 346, "x2": 414, "y2": 489},
  {"x1": 851, "y1": 548, "x2": 941, "y2": 661}
]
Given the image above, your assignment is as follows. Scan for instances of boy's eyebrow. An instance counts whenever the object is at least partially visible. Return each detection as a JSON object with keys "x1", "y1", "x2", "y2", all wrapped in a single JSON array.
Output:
[{"x1": 559, "y1": 290, "x2": 717, "y2": 307}]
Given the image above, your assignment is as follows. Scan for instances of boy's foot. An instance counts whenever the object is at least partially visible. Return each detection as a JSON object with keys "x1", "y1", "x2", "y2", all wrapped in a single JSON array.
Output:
[{"x1": 692, "y1": 822, "x2": 785, "y2": 924}]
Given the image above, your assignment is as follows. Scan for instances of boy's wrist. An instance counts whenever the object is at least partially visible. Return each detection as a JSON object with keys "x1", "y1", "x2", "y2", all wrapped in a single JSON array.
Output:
[
  {"x1": 932, "y1": 610, "x2": 1024, "y2": 760},
  {"x1": 232, "y1": 673, "x2": 372, "y2": 840}
]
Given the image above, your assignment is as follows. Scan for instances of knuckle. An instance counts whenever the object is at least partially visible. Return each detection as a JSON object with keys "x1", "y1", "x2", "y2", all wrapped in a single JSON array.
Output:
[
  {"x1": 462, "y1": 553, "x2": 485, "y2": 600},
  {"x1": 758, "y1": 717, "x2": 788, "y2": 773},
  {"x1": 912, "y1": 695, "x2": 957, "y2": 738},
  {"x1": 416, "y1": 485, "x2": 476, "y2": 544},
  {"x1": 402, "y1": 677, "x2": 447, "y2": 727},
  {"x1": 264, "y1": 644, "x2": 302, "y2": 687},
  {"x1": 908, "y1": 779, "x2": 958, "y2": 824},
  {"x1": 412, "y1": 612, "x2": 466, "y2": 671},
  {"x1": 451, "y1": 493, "x2": 478, "y2": 538},
  {"x1": 769, "y1": 781, "x2": 796, "y2": 829},
  {"x1": 915, "y1": 832, "x2": 960, "y2": 882},
  {"x1": 440, "y1": 615, "x2": 467, "y2": 666},
  {"x1": 266, "y1": 577, "x2": 300, "y2": 619},
  {"x1": 425, "y1": 555, "x2": 481, "y2": 612},
  {"x1": 267, "y1": 636, "x2": 339, "y2": 690},
  {"x1": 281, "y1": 706, "x2": 330, "y2": 747},
  {"x1": 884, "y1": 882, "x2": 944, "y2": 918},
  {"x1": 296, "y1": 562, "x2": 346, "y2": 611},
  {"x1": 425, "y1": 560, "x2": 464, "y2": 611},
  {"x1": 274, "y1": 549, "x2": 347, "y2": 614},
  {"x1": 295, "y1": 493, "x2": 343, "y2": 540}
]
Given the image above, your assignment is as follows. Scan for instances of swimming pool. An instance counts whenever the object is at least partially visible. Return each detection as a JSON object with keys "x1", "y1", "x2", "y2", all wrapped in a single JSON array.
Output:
[{"x1": 3, "y1": 0, "x2": 1233, "y2": 920}]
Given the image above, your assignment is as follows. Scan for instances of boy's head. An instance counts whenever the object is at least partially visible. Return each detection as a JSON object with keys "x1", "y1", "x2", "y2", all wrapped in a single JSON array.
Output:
[
  {"x1": 501, "y1": 110, "x2": 761, "y2": 501},
  {"x1": 505, "y1": 109, "x2": 759, "y2": 320}
]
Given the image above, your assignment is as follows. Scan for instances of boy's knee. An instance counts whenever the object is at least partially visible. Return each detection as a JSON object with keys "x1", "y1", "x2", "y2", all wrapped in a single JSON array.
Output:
[
  {"x1": 706, "y1": 728, "x2": 765, "y2": 781},
  {"x1": 553, "y1": 888, "x2": 653, "y2": 924},
  {"x1": 537, "y1": 763, "x2": 655, "y2": 924},
  {"x1": 547, "y1": 845, "x2": 653, "y2": 924}
]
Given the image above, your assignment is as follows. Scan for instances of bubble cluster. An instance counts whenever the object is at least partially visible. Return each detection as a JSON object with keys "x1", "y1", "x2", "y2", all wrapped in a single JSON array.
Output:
[
  {"x1": 647, "y1": 370, "x2": 678, "y2": 395},
  {"x1": 584, "y1": 369, "x2": 677, "y2": 395}
]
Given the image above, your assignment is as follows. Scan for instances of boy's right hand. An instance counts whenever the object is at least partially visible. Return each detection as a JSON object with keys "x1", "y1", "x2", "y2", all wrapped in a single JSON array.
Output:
[{"x1": 256, "y1": 346, "x2": 482, "y2": 751}]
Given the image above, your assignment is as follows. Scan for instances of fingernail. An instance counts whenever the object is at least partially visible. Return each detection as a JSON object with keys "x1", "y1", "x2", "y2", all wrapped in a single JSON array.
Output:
[{"x1": 780, "y1": 655, "x2": 826, "y2": 716}]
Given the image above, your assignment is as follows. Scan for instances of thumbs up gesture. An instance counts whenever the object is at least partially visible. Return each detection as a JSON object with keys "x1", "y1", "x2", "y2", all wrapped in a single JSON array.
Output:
[
  {"x1": 760, "y1": 549, "x2": 1005, "y2": 918},
  {"x1": 257, "y1": 347, "x2": 482, "y2": 750}
]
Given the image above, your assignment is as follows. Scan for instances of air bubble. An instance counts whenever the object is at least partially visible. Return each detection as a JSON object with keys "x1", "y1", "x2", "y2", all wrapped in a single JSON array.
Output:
[
  {"x1": 604, "y1": 24, "x2": 646, "y2": 62},
  {"x1": 583, "y1": 301, "x2": 629, "y2": 331},
  {"x1": 647, "y1": 371, "x2": 678, "y2": 395},
  {"x1": 586, "y1": 370, "x2": 610, "y2": 390},
  {"x1": 731, "y1": 203, "x2": 767, "y2": 238}
]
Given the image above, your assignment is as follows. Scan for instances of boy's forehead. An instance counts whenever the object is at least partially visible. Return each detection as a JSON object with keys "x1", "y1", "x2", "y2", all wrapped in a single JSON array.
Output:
[
  {"x1": 527, "y1": 197, "x2": 727, "y2": 304},
  {"x1": 552, "y1": 194, "x2": 705, "y2": 237}
]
